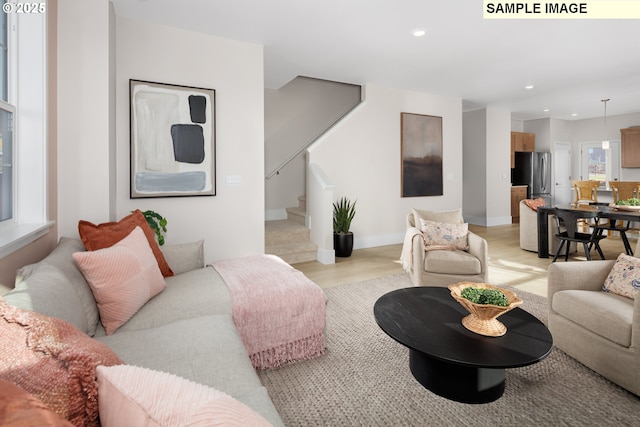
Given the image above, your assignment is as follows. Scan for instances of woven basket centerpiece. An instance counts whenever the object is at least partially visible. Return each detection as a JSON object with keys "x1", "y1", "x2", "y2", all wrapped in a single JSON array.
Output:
[{"x1": 448, "y1": 282, "x2": 523, "y2": 337}]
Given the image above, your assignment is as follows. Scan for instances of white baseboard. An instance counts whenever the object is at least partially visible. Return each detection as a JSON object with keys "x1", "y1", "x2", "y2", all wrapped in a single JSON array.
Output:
[
  {"x1": 486, "y1": 216, "x2": 512, "y2": 226},
  {"x1": 265, "y1": 209, "x2": 287, "y2": 221},
  {"x1": 316, "y1": 248, "x2": 335, "y2": 264},
  {"x1": 354, "y1": 232, "x2": 404, "y2": 250},
  {"x1": 466, "y1": 216, "x2": 512, "y2": 227}
]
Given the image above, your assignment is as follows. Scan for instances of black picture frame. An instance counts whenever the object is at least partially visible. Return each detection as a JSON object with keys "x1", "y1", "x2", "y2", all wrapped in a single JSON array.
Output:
[
  {"x1": 401, "y1": 112, "x2": 443, "y2": 197},
  {"x1": 130, "y1": 79, "x2": 216, "y2": 198}
]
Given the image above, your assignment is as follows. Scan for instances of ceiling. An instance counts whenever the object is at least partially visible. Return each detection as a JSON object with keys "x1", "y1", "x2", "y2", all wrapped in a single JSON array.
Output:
[{"x1": 111, "y1": 0, "x2": 640, "y2": 121}]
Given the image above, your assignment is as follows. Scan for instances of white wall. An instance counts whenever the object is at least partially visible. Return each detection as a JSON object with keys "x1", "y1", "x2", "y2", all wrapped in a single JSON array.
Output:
[
  {"x1": 264, "y1": 78, "x2": 361, "y2": 220},
  {"x1": 57, "y1": 5, "x2": 265, "y2": 264},
  {"x1": 570, "y1": 113, "x2": 640, "y2": 182},
  {"x1": 58, "y1": 0, "x2": 114, "y2": 237},
  {"x1": 115, "y1": 18, "x2": 265, "y2": 263},
  {"x1": 463, "y1": 107, "x2": 511, "y2": 226},
  {"x1": 308, "y1": 84, "x2": 463, "y2": 250},
  {"x1": 524, "y1": 119, "x2": 552, "y2": 152},
  {"x1": 462, "y1": 109, "x2": 487, "y2": 221},
  {"x1": 485, "y1": 106, "x2": 512, "y2": 225}
]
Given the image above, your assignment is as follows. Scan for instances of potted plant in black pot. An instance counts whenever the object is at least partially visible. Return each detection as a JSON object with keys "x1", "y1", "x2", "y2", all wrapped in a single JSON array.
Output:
[{"x1": 333, "y1": 197, "x2": 356, "y2": 257}]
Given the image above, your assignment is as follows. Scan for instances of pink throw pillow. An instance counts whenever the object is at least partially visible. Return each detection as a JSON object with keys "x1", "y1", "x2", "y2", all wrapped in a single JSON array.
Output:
[
  {"x1": 96, "y1": 365, "x2": 273, "y2": 427},
  {"x1": 78, "y1": 209, "x2": 174, "y2": 277},
  {"x1": 0, "y1": 378, "x2": 75, "y2": 427},
  {"x1": 0, "y1": 302, "x2": 123, "y2": 426},
  {"x1": 73, "y1": 226, "x2": 166, "y2": 335}
]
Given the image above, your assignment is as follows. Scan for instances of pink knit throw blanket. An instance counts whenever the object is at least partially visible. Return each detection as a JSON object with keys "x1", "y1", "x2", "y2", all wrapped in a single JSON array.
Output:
[{"x1": 212, "y1": 255, "x2": 326, "y2": 370}]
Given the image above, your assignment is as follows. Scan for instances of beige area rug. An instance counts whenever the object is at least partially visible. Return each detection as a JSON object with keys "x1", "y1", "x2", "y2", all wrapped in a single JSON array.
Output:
[{"x1": 258, "y1": 273, "x2": 640, "y2": 426}]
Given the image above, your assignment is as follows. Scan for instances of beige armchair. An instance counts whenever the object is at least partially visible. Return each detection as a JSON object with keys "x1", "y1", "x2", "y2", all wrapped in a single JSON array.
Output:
[
  {"x1": 548, "y1": 257, "x2": 640, "y2": 396},
  {"x1": 519, "y1": 200, "x2": 575, "y2": 254},
  {"x1": 401, "y1": 208, "x2": 488, "y2": 287}
]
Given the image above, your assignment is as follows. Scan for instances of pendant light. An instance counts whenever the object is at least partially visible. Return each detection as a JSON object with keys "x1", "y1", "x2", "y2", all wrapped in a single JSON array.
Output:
[{"x1": 602, "y1": 98, "x2": 610, "y2": 149}]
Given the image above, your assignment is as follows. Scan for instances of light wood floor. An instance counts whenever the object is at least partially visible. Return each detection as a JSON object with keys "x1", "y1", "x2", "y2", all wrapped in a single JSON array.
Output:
[{"x1": 294, "y1": 224, "x2": 634, "y2": 298}]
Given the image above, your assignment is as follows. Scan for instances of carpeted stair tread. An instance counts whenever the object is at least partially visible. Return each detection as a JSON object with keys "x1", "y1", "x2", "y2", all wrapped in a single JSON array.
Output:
[{"x1": 265, "y1": 220, "x2": 316, "y2": 264}]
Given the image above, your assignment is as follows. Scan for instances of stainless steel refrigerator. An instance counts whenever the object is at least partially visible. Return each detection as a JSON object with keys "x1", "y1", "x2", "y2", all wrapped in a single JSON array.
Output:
[{"x1": 512, "y1": 152, "x2": 552, "y2": 205}]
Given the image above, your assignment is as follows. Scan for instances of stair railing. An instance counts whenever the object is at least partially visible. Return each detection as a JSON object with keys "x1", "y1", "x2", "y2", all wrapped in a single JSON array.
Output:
[{"x1": 265, "y1": 99, "x2": 362, "y2": 179}]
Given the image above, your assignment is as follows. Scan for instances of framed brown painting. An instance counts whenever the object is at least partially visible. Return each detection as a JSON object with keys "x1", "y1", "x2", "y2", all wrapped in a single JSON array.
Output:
[{"x1": 401, "y1": 113, "x2": 443, "y2": 197}]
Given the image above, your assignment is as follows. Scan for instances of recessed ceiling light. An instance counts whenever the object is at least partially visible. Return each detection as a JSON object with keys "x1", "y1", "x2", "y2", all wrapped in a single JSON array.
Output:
[
  {"x1": 525, "y1": 85, "x2": 535, "y2": 90},
  {"x1": 543, "y1": 108, "x2": 549, "y2": 112},
  {"x1": 412, "y1": 29, "x2": 426, "y2": 37},
  {"x1": 571, "y1": 113, "x2": 578, "y2": 117}
]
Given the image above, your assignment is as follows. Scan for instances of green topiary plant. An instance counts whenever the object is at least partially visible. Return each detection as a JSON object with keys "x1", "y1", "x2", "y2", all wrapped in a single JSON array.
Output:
[
  {"x1": 461, "y1": 287, "x2": 509, "y2": 307},
  {"x1": 139, "y1": 210, "x2": 167, "y2": 246},
  {"x1": 333, "y1": 197, "x2": 356, "y2": 234}
]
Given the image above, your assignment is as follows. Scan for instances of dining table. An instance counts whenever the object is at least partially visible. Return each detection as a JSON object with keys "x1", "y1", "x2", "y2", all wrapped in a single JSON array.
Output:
[{"x1": 536, "y1": 204, "x2": 640, "y2": 258}]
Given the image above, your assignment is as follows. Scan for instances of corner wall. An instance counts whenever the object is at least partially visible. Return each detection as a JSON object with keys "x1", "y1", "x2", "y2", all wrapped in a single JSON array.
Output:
[
  {"x1": 57, "y1": 0, "x2": 113, "y2": 236},
  {"x1": 115, "y1": 17, "x2": 265, "y2": 262},
  {"x1": 463, "y1": 107, "x2": 511, "y2": 226},
  {"x1": 308, "y1": 84, "x2": 463, "y2": 251}
]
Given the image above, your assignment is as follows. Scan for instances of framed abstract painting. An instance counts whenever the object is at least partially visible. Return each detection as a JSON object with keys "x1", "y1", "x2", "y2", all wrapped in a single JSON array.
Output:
[
  {"x1": 130, "y1": 79, "x2": 216, "y2": 198},
  {"x1": 400, "y1": 112, "x2": 443, "y2": 197}
]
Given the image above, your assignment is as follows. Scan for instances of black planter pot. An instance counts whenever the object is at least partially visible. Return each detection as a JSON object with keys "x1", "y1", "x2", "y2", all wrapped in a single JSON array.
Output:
[{"x1": 334, "y1": 232, "x2": 354, "y2": 257}]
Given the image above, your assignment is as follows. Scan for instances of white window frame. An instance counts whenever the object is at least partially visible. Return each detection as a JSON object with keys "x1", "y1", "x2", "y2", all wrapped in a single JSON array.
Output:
[
  {"x1": 0, "y1": 7, "x2": 52, "y2": 258},
  {"x1": 579, "y1": 140, "x2": 621, "y2": 185}
]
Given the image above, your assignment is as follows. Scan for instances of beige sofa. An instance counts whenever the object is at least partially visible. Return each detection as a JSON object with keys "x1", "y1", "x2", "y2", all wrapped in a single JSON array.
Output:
[
  {"x1": 519, "y1": 199, "x2": 575, "y2": 254},
  {"x1": 548, "y1": 258, "x2": 639, "y2": 396},
  {"x1": 2, "y1": 237, "x2": 286, "y2": 425},
  {"x1": 402, "y1": 208, "x2": 488, "y2": 287}
]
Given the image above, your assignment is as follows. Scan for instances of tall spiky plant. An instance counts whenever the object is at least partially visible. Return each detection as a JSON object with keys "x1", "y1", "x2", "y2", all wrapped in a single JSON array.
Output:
[{"x1": 333, "y1": 197, "x2": 356, "y2": 234}]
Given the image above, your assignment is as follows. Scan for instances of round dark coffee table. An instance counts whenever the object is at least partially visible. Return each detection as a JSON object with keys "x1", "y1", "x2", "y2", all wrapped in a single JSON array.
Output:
[{"x1": 374, "y1": 286, "x2": 553, "y2": 404}]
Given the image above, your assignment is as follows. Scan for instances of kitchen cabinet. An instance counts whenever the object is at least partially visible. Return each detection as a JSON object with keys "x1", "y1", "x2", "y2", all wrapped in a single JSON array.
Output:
[
  {"x1": 511, "y1": 185, "x2": 527, "y2": 224},
  {"x1": 621, "y1": 127, "x2": 640, "y2": 168},
  {"x1": 510, "y1": 132, "x2": 535, "y2": 167}
]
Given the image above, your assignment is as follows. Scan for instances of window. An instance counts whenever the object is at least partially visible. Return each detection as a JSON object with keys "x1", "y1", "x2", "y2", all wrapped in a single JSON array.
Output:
[
  {"x1": 580, "y1": 141, "x2": 620, "y2": 186},
  {"x1": 0, "y1": 3, "x2": 50, "y2": 258},
  {"x1": 0, "y1": 5, "x2": 11, "y2": 222},
  {"x1": 0, "y1": 101, "x2": 13, "y2": 222}
]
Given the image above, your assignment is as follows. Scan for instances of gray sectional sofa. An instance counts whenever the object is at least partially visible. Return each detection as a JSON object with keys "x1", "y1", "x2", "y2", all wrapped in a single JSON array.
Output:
[{"x1": 2, "y1": 237, "x2": 285, "y2": 426}]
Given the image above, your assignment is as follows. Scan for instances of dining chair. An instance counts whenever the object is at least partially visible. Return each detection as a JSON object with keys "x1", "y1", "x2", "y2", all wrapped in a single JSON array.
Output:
[
  {"x1": 571, "y1": 180, "x2": 603, "y2": 232},
  {"x1": 571, "y1": 180, "x2": 600, "y2": 206},
  {"x1": 597, "y1": 181, "x2": 640, "y2": 255},
  {"x1": 609, "y1": 181, "x2": 640, "y2": 201},
  {"x1": 552, "y1": 208, "x2": 607, "y2": 262}
]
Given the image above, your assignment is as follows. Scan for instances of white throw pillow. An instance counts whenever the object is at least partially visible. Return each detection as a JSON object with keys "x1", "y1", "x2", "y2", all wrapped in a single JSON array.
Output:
[{"x1": 96, "y1": 365, "x2": 272, "y2": 427}]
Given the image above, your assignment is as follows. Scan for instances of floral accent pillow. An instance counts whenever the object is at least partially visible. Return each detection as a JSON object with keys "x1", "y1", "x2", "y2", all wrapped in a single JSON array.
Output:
[
  {"x1": 602, "y1": 253, "x2": 640, "y2": 300},
  {"x1": 419, "y1": 219, "x2": 469, "y2": 251}
]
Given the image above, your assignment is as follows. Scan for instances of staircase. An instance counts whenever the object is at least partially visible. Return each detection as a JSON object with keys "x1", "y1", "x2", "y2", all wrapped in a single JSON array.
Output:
[{"x1": 265, "y1": 196, "x2": 317, "y2": 264}]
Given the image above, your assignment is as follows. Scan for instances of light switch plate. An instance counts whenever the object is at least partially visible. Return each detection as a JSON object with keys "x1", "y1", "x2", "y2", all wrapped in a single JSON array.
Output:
[{"x1": 226, "y1": 175, "x2": 242, "y2": 186}]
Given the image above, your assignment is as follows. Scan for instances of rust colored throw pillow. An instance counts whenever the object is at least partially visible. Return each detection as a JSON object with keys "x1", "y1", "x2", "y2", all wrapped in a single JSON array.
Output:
[
  {"x1": 78, "y1": 209, "x2": 173, "y2": 277},
  {"x1": 524, "y1": 197, "x2": 546, "y2": 211},
  {"x1": 0, "y1": 379, "x2": 74, "y2": 427},
  {"x1": 0, "y1": 301, "x2": 123, "y2": 427}
]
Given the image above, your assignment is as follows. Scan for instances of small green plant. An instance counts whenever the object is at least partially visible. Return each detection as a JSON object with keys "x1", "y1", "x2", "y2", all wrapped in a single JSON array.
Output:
[
  {"x1": 461, "y1": 287, "x2": 509, "y2": 307},
  {"x1": 140, "y1": 210, "x2": 167, "y2": 246},
  {"x1": 616, "y1": 197, "x2": 640, "y2": 206},
  {"x1": 333, "y1": 197, "x2": 356, "y2": 234}
]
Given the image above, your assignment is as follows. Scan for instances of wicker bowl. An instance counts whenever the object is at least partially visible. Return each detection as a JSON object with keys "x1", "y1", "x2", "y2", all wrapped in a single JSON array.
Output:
[{"x1": 448, "y1": 282, "x2": 523, "y2": 337}]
